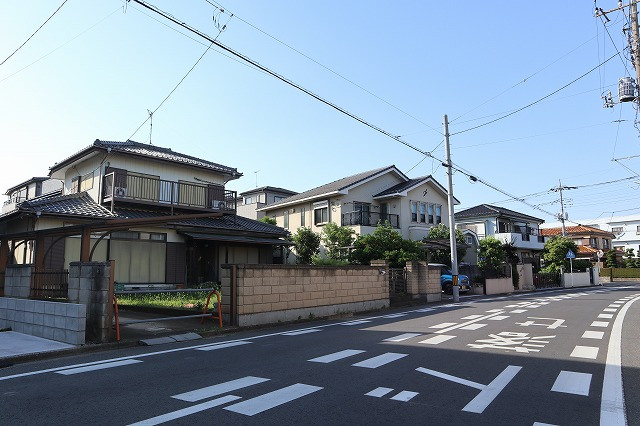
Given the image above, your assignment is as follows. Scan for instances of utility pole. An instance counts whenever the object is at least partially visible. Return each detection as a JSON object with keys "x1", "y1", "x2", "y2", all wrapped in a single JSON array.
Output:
[
  {"x1": 551, "y1": 180, "x2": 576, "y2": 236},
  {"x1": 443, "y1": 114, "x2": 459, "y2": 303},
  {"x1": 630, "y1": 1, "x2": 640, "y2": 87}
]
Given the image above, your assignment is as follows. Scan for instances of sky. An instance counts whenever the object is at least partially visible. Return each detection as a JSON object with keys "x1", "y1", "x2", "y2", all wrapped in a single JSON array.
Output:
[{"x1": 2, "y1": 1, "x2": 640, "y2": 226}]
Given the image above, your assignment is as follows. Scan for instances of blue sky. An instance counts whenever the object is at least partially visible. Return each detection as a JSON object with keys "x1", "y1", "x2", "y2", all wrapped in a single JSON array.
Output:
[{"x1": 1, "y1": 1, "x2": 640, "y2": 225}]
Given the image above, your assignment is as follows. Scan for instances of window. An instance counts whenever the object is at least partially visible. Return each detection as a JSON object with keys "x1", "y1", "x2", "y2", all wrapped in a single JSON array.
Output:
[
  {"x1": 435, "y1": 204, "x2": 442, "y2": 224},
  {"x1": 419, "y1": 202, "x2": 426, "y2": 223},
  {"x1": 611, "y1": 226, "x2": 623, "y2": 234},
  {"x1": 283, "y1": 210, "x2": 289, "y2": 229},
  {"x1": 573, "y1": 239, "x2": 583, "y2": 246},
  {"x1": 149, "y1": 233, "x2": 167, "y2": 241},
  {"x1": 603, "y1": 239, "x2": 610, "y2": 249},
  {"x1": 465, "y1": 235, "x2": 473, "y2": 245},
  {"x1": 410, "y1": 201, "x2": 417, "y2": 222},
  {"x1": 244, "y1": 196, "x2": 252, "y2": 205},
  {"x1": 301, "y1": 207, "x2": 306, "y2": 227},
  {"x1": 589, "y1": 237, "x2": 598, "y2": 248},
  {"x1": 111, "y1": 231, "x2": 140, "y2": 240},
  {"x1": 273, "y1": 196, "x2": 286, "y2": 202},
  {"x1": 354, "y1": 202, "x2": 371, "y2": 225},
  {"x1": 637, "y1": 225, "x2": 640, "y2": 235},
  {"x1": 428, "y1": 203, "x2": 434, "y2": 224},
  {"x1": 79, "y1": 171, "x2": 94, "y2": 192},
  {"x1": 313, "y1": 201, "x2": 329, "y2": 225}
]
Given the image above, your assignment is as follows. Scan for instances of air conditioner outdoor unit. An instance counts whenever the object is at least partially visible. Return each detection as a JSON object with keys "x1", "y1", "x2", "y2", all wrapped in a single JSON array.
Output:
[
  {"x1": 115, "y1": 187, "x2": 126, "y2": 197},
  {"x1": 211, "y1": 200, "x2": 226, "y2": 209}
]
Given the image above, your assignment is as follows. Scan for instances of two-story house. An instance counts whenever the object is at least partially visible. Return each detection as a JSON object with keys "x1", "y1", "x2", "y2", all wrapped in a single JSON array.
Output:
[
  {"x1": 540, "y1": 225, "x2": 614, "y2": 261},
  {"x1": 259, "y1": 165, "x2": 455, "y2": 245},
  {"x1": 454, "y1": 204, "x2": 545, "y2": 265},
  {"x1": 2, "y1": 177, "x2": 62, "y2": 215},
  {"x1": 235, "y1": 186, "x2": 298, "y2": 220},
  {"x1": 0, "y1": 139, "x2": 289, "y2": 287}
]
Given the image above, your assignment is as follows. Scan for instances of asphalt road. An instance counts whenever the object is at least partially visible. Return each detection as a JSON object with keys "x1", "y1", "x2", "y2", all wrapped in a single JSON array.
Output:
[{"x1": 1, "y1": 283, "x2": 639, "y2": 425}]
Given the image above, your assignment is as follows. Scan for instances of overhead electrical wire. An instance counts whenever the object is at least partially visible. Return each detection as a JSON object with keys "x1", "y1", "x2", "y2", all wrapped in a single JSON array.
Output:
[
  {"x1": 0, "y1": 0, "x2": 69, "y2": 67},
  {"x1": 450, "y1": 52, "x2": 619, "y2": 136},
  {"x1": 202, "y1": 0, "x2": 443, "y2": 137},
  {"x1": 130, "y1": 0, "x2": 625, "y2": 224}
]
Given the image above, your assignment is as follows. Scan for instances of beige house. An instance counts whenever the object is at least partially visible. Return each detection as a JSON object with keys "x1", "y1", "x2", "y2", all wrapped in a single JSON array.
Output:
[
  {"x1": 0, "y1": 139, "x2": 289, "y2": 288},
  {"x1": 260, "y1": 165, "x2": 455, "y2": 242},
  {"x1": 235, "y1": 186, "x2": 297, "y2": 220}
]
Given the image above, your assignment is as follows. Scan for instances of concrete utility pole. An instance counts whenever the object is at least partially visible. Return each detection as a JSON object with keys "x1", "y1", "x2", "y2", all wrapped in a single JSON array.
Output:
[
  {"x1": 630, "y1": 1, "x2": 640, "y2": 87},
  {"x1": 551, "y1": 180, "x2": 576, "y2": 237},
  {"x1": 443, "y1": 114, "x2": 460, "y2": 303}
]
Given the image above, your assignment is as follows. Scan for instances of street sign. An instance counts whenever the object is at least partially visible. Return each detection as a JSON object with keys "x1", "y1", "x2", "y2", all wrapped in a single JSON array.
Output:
[
  {"x1": 596, "y1": 249, "x2": 604, "y2": 259},
  {"x1": 566, "y1": 249, "x2": 576, "y2": 259}
]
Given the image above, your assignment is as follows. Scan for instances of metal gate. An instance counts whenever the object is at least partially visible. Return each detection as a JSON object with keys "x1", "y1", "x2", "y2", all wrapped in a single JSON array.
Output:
[
  {"x1": 532, "y1": 271, "x2": 561, "y2": 289},
  {"x1": 388, "y1": 268, "x2": 407, "y2": 295}
]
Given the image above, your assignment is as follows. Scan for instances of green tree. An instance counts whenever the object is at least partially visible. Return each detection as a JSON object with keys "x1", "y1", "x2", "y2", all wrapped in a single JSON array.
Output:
[
  {"x1": 320, "y1": 222, "x2": 355, "y2": 261},
  {"x1": 542, "y1": 236, "x2": 578, "y2": 272},
  {"x1": 625, "y1": 248, "x2": 636, "y2": 268},
  {"x1": 291, "y1": 227, "x2": 320, "y2": 264},
  {"x1": 605, "y1": 249, "x2": 618, "y2": 268},
  {"x1": 425, "y1": 223, "x2": 467, "y2": 266},
  {"x1": 349, "y1": 222, "x2": 424, "y2": 268},
  {"x1": 478, "y1": 237, "x2": 506, "y2": 277},
  {"x1": 259, "y1": 216, "x2": 277, "y2": 225}
]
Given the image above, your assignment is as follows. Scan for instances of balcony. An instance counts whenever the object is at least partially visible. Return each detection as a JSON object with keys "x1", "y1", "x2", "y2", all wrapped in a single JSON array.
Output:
[
  {"x1": 103, "y1": 172, "x2": 236, "y2": 213},
  {"x1": 341, "y1": 211, "x2": 399, "y2": 228},
  {"x1": 494, "y1": 231, "x2": 545, "y2": 250}
]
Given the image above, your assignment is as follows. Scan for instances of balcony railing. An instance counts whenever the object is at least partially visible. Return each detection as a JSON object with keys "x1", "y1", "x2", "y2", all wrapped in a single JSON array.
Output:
[
  {"x1": 341, "y1": 211, "x2": 399, "y2": 228},
  {"x1": 103, "y1": 172, "x2": 236, "y2": 212}
]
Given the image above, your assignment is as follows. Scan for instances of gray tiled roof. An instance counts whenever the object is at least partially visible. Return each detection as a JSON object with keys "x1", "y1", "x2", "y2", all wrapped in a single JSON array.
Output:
[
  {"x1": 263, "y1": 165, "x2": 400, "y2": 209},
  {"x1": 50, "y1": 140, "x2": 242, "y2": 178},
  {"x1": 114, "y1": 208, "x2": 288, "y2": 236},
  {"x1": 455, "y1": 204, "x2": 543, "y2": 223},
  {"x1": 239, "y1": 186, "x2": 298, "y2": 197},
  {"x1": 20, "y1": 192, "x2": 116, "y2": 218},
  {"x1": 374, "y1": 177, "x2": 430, "y2": 197}
]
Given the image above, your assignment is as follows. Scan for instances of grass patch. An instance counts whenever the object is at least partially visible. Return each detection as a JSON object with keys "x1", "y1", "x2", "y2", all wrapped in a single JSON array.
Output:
[{"x1": 116, "y1": 291, "x2": 217, "y2": 311}]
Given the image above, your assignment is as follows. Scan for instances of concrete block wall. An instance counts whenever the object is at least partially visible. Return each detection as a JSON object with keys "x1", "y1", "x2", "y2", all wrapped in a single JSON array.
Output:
[
  {"x1": 4, "y1": 265, "x2": 32, "y2": 298},
  {"x1": 0, "y1": 297, "x2": 86, "y2": 345},
  {"x1": 68, "y1": 261, "x2": 113, "y2": 343},
  {"x1": 222, "y1": 263, "x2": 389, "y2": 327},
  {"x1": 405, "y1": 261, "x2": 442, "y2": 302}
]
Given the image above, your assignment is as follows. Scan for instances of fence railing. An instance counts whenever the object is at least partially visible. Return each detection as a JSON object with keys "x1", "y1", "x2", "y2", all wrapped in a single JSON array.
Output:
[
  {"x1": 30, "y1": 269, "x2": 69, "y2": 300},
  {"x1": 388, "y1": 268, "x2": 407, "y2": 294},
  {"x1": 341, "y1": 211, "x2": 400, "y2": 228},
  {"x1": 103, "y1": 172, "x2": 236, "y2": 212}
]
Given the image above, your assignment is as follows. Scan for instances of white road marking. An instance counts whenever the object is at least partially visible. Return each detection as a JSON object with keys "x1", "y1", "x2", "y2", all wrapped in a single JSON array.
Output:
[
  {"x1": 224, "y1": 383, "x2": 322, "y2": 416},
  {"x1": 462, "y1": 365, "x2": 522, "y2": 414},
  {"x1": 516, "y1": 318, "x2": 566, "y2": 329},
  {"x1": 419, "y1": 335, "x2": 456, "y2": 345},
  {"x1": 460, "y1": 323, "x2": 487, "y2": 330},
  {"x1": 608, "y1": 304, "x2": 622, "y2": 308},
  {"x1": 382, "y1": 313, "x2": 408, "y2": 319},
  {"x1": 352, "y1": 353, "x2": 407, "y2": 369},
  {"x1": 603, "y1": 308, "x2": 617, "y2": 313},
  {"x1": 435, "y1": 312, "x2": 506, "y2": 334},
  {"x1": 56, "y1": 359, "x2": 142, "y2": 375},
  {"x1": 308, "y1": 349, "x2": 365, "y2": 363},
  {"x1": 172, "y1": 376, "x2": 270, "y2": 402},
  {"x1": 598, "y1": 314, "x2": 614, "y2": 319},
  {"x1": 601, "y1": 294, "x2": 640, "y2": 425},
  {"x1": 384, "y1": 333, "x2": 421, "y2": 342},
  {"x1": 416, "y1": 367, "x2": 485, "y2": 390},
  {"x1": 510, "y1": 309, "x2": 528, "y2": 313},
  {"x1": 527, "y1": 304, "x2": 542, "y2": 308},
  {"x1": 390, "y1": 391, "x2": 419, "y2": 402},
  {"x1": 461, "y1": 315, "x2": 484, "y2": 320},
  {"x1": 196, "y1": 341, "x2": 251, "y2": 351},
  {"x1": 415, "y1": 307, "x2": 435, "y2": 312},
  {"x1": 340, "y1": 320, "x2": 372, "y2": 326},
  {"x1": 365, "y1": 387, "x2": 394, "y2": 397},
  {"x1": 582, "y1": 330, "x2": 605, "y2": 340},
  {"x1": 128, "y1": 395, "x2": 241, "y2": 426},
  {"x1": 533, "y1": 422, "x2": 559, "y2": 426},
  {"x1": 282, "y1": 329, "x2": 321, "y2": 336},
  {"x1": 487, "y1": 315, "x2": 510, "y2": 321},
  {"x1": 551, "y1": 371, "x2": 592, "y2": 396},
  {"x1": 591, "y1": 321, "x2": 610, "y2": 328},
  {"x1": 571, "y1": 346, "x2": 599, "y2": 360},
  {"x1": 486, "y1": 309, "x2": 503, "y2": 313},
  {"x1": 430, "y1": 322, "x2": 458, "y2": 329}
]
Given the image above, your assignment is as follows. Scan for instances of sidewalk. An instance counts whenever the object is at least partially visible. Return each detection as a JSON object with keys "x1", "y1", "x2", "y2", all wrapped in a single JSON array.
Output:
[{"x1": 0, "y1": 309, "x2": 226, "y2": 364}]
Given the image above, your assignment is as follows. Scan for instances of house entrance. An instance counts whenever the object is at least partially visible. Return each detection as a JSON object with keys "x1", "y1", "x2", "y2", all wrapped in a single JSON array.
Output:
[{"x1": 187, "y1": 240, "x2": 219, "y2": 284}]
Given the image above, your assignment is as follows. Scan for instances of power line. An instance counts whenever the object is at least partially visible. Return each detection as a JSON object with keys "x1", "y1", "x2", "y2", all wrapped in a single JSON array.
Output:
[
  {"x1": 202, "y1": 0, "x2": 443, "y2": 137},
  {"x1": 450, "y1": 52, "x2": 619, "y2": 136},
  {"x1": 0, "y1": 0, "x2": 69, "y2": 67}
]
